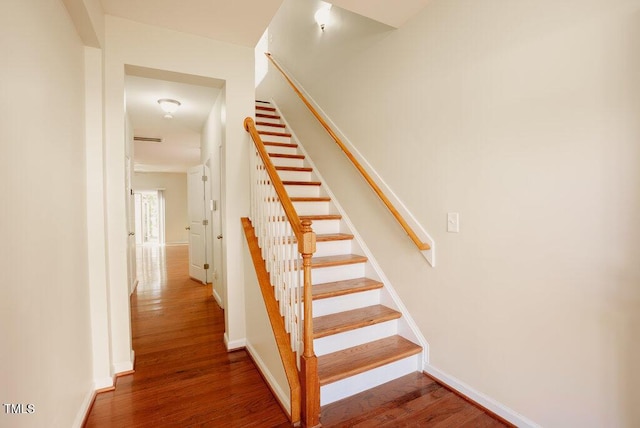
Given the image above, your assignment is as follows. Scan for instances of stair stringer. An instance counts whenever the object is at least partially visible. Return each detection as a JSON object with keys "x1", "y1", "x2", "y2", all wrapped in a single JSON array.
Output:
[{"x1": 269, "y1": 99, "x2": 430, "y2": 371}]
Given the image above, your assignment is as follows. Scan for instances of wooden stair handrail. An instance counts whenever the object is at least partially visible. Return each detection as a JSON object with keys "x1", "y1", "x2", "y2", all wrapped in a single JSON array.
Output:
[{"x1": 265, "y1": 52, "x2": 431, "y2": 252}]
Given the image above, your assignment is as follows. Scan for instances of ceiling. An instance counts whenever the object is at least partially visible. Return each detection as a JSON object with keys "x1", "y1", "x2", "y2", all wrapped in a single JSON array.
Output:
[
  {"x1": 100, "y1": 0, "x2": 285, "y2": 48},
  {"x1": 125, "y1": 67, "x2": 222, "y2": 173},
  {"x1": 100, "y1": 0, "x2": 430, "y2": 47},
  {"x1": 328, "y1": 0, "x2": 431, "y2": 28}
]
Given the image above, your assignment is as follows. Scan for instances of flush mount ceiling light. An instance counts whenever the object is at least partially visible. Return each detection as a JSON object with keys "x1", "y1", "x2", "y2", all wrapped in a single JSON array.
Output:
[
  {"x1": 157, "y1": 98, "x2": 181, "y2": 119},
  {"x1": 314, "y1": 4, "x2": 332, "y2": 31}
]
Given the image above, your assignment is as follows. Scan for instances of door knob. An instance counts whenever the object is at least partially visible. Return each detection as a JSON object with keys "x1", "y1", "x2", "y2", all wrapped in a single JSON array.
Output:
[
  {"x1": 185, "y1": 226, "x2": 191, "y2": 230},
  {"x1": 217, "y1": 235, "x2": 223, "y2": 239},
  {"x1": 128, "y1": 232, "x2": 135, "y2": 236}
]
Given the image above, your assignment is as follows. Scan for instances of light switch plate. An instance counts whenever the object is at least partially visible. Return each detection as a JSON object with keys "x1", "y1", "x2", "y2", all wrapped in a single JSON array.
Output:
[{"x1": 447, "y1": 213, "x2": 459, "y2": 233}]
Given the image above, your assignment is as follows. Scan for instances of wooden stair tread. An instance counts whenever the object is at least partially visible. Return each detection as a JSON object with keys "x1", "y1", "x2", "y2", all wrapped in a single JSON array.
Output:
[
  {"x1": 312, "y1": 277, "x2": 383, "y2": 300},
  {"x1": 315, "y1": 233, "x2": 354, "y2": 242},
  {"x1": 276, "y1": 166, "x2": 313, "y2": 172},
  {"x1": 256, "y1": 121, "x2": 286, "y2": 128},
  {"x1": 280, "y1": 233, "x2": 353, "y2": 244},
  {"x1": 299, "y1": 214, "x2": 342, "y2": 221},
  {"x1": 311, "y1": 254, "x2": 366, "y2": 268},
  {"x1": 259, "y1": 130, "x2": 292, "y2": 138},
  {"x1": 282, "y1": 180, "x2": 321, "y2": 186},
  {"x1": 291, "y1": 196, "x2": 331, "y2": 202},
  {"x1": 318, "y1": 335, "x2": 422, "y2": 385},
  {"x1": 264, "y1": 141, "x2": 298, "y2": 148},
  {"x1": 313, "y1": 305, "x2": 399, "y2": 339},
  {"x1": 256, "y1": 112, "x2": 280, "y2": 120},
  {"x1": 268, "y1": 153, "x2": 305, "y2": 159},
  {"x1": 319, "y1": 372, "x2": 441, "y2": 425},
  {"x1": 256, "y1": 105, "x2": 276, "y2": 112}
]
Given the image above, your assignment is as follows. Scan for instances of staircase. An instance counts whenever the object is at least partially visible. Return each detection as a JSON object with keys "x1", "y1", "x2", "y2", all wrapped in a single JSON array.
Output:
[{"x1": 253, "y1": 100, "x2": 424, "y2": 409}]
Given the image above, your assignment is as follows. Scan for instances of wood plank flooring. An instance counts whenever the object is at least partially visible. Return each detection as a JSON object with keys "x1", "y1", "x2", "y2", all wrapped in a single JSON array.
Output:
[
  {"x1": 84, "y1": 244, "x2": 510, "y2": 428},
  {"x1": 84, "y1": 245, "x2": 290, "y2": 428},
  {"x1": 321, "y1": 372, "x2": 511, "y2": 427}
]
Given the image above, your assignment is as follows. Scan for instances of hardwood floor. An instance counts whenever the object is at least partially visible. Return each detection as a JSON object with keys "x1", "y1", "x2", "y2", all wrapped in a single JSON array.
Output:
[
  {"x1": 85, "y1": 244, "x2": 509, "y2": 428},
  {"x1": 320, "y1": 372, "x2": 510, "y2": 428},
  {"x1": 84, "y1": 245, "x2": 290, "y2": 427}
]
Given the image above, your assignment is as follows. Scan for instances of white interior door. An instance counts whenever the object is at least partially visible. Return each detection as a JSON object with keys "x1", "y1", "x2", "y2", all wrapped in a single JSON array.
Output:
[
  {"x1": 211, "y1": 145, "x2": 224, "y2": 306},
  {"x1": 188, "y1": 165, "x2": 207, "y2": 283},
  {"x1": 203, "y1": 165, "x2": 212, "y2": 284}
]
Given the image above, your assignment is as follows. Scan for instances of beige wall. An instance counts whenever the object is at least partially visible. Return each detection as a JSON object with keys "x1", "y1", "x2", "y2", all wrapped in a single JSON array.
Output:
[
  {"x1": 134, "y1": 172, "x2": 189, "y2": 244},
  {"x1": 0, "y1": 1, "x2": 94, "y2": 426},
  {"x1": 261, "y1": 0, "x2": 640, "y2": 426},
  {"x1": 242, "y1": 235, "x2": 291, "y2": 414}
]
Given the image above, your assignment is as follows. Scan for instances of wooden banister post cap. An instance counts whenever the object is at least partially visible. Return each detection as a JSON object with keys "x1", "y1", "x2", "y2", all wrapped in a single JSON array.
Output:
[{"x1": 299, "y1": 220, "x2": 316, "y2": 255}]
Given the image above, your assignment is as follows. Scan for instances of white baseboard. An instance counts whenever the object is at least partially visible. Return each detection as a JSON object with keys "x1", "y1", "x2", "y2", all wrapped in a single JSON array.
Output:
[
  {"x1": 130, "y1": 279, "x2": 139, "y2": 296},
  {"x1": 423, "y1": 364, "x2": 541, "y2": 428},
  {"x1": 93, "y1": 376, "x2": 114, "y2": 391},
  {"x1": 224, "y1": 333, "x2": 246, "y2": 351},
  {"x1": 165, "y1": 242, "x2": 188, "y2": 246},
  {"x1": 213, "y1": 287, "x2": 223, "y2": 308},
  {"x1": 72, "y1": 387, "x2": 96, "y2": 428},
  {"x1": 112, "y1": 350, "x2": 135, "y2": 374},
  {"x1": 245, "y1": 341, "x2": 291, "y2": 416}
]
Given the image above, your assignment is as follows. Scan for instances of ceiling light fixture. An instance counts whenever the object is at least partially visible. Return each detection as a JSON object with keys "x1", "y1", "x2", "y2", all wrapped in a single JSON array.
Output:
[
  {"x1": 157, "y1": 98, "x2": 181, "y2": 119},
  {"x1": 314, "y1": 4, "x2": 332, "y2": 31}
]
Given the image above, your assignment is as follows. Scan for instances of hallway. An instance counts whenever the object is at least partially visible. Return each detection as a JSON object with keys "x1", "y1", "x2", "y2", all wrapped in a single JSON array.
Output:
[{"x1": 85, "y1": 245, "x2": 290, "y2": 427}]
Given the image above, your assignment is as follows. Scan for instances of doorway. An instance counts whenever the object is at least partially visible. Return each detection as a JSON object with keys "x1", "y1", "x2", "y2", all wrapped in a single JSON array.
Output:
[{"x1": 135, "y1": 190, "x2": 166, "y2": 246}]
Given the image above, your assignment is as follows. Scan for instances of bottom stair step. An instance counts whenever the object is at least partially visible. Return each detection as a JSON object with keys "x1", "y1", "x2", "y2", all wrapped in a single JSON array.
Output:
[
  {"x1": 318, "y1": 335, "x2": 422, "y2": 386},
  {"x1": 320, "y1": 372, "x2": 511, "y2": 427}
]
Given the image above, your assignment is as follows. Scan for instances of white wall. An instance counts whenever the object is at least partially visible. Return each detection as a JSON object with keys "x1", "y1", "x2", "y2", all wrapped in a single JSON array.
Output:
[
  {"x1": 261, "y1": 0, "x2": 640, "y2": 426},
  {"x1": 133, "y1": 172, "x2": 189, "y2": 244},
  {"x1": 0, "y1": 1, "x2": 94, "y2": 426},
  {"x1": 84, "y1": 46, "x2": 113, "y2": 392},
  {"x1": 104, "y1": 16, "x2": 254, "y2": 358}
]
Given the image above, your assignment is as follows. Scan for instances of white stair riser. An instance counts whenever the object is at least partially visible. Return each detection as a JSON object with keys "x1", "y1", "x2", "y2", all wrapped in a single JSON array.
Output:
[
  {"x1": 312, "y1": 262, "x2": 365, "y2": 284},
  {"x1": 259, "y1": 134, "x2": 291, "y2": 144},
  {"x1": 312, "y1": 288, "x2": 380, "y2": 318},
  {"x1": 313, "y1": 319, "x2": 396, "y2": 356},
  {"x1": 292, "y1": 201, "x2": 330, "y2": 215},
  {"x1": 277, "y1": 170, "x2": 312, "y2": 182},
  {"x1": 320, "y1": 355, "x2": 421, "y2": 406},
  {"x1": 270, "y1": 157, "x2": 305, "y2": 168},
  {"x1": 264, "y1": 145, "x2": 298, "y2": 156},
  {"x1": 313, "y1": 239, "x2": 352, "y2": 258},
  {"x1": 307, "y1": 219, "x2": 341, "y2": 235},
  {"x1": 284, "y1": 185, "x2": 321, "y2": 198},
  {"x1": 256, "y1": 123, "x2": 286, "y2": 132},
  {"x1": 256, "y1": 116, "x2": 282, "y2": 125},
  {"x1": 256, "y1": 112, "x2": 278, "y2": 120}
]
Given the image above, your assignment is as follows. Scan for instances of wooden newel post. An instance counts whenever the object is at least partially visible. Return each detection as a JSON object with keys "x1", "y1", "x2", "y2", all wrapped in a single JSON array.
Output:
[{"x1": 299, "y1": 220, "x2": 321, "y2": 428}]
